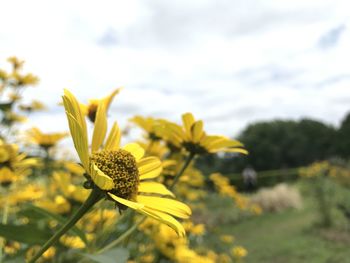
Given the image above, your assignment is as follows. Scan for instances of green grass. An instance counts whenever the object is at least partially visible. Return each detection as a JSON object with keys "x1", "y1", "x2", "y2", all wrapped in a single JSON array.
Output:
[{"x1": 212, "y1": 201, "x2": 350, "y2": 263}]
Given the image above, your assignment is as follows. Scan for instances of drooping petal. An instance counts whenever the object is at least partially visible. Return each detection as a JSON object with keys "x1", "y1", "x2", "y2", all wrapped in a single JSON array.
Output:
[
  {"x1": 138, "y1": 157, "x2": 162, "y2": 180},
  {"x1": 108, "y1": 193, "x2": 144, "y2": 210},
  {"x1": 207, "y1": 137, "x2": 244, "y2": 150},
  {"x1": 138, "y1": 207, "x2": 186, "y2": 237},
  {"x1": 91, "y1": 101, "x2": 107, "y2": 152},
  {"x1": 123, "y1": 143, "x2": 145, "y2": 161},
  {"x1": 138, "y1": 182, "x2": 175, "y2": 197},
  {"x1": 104, "y1": 122, "x2": 121, "y2": 151},
  {"x1": 90, "y1": 163, "x2": 114, "y2": 190},
  {"x1": 136, "y1": 195, "x2": 191, "y2": 219}
]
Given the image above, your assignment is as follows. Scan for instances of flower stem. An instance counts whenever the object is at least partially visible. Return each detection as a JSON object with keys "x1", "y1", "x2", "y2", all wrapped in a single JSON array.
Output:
[
  {"x1": 96, "y1": 216, "x2": 146, "y2": 255},
  {"x1": 96, "y1": 152, "x2": 195, "y2": 254},
  {"x1": 28, "y1": 188, "x2": 103, "y2": 263},
  {"x1": 170, "y1": 152, "x2": 196, "y2": 189}
]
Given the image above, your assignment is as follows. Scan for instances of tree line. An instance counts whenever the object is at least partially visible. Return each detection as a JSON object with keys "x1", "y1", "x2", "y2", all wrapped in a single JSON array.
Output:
[{"x1": 197, "y1": 112, "x2": 350, "y2": 174}]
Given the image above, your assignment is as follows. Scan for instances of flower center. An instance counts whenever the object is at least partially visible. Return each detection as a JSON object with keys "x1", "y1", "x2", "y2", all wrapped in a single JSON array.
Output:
[
  {"x1": 87, "y1": 104, "x2": 98, "y2": 123},
  {"x1": 90, "y1": 149, "x2": 139, "y2": 201}
]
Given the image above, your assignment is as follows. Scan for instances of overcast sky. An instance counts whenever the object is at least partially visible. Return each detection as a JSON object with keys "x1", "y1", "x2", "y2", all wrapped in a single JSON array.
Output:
[{"x1": 1, "y1": 0, "x2": 350, "y2": 139}]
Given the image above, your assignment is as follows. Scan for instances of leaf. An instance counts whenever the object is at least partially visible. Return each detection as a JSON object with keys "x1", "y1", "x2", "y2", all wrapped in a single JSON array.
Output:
[
  {"x1": 0, "y1": 102, "x2": 12, "y2": 111},
  {"x1": 21, "y1": 204, "x2": 88, "y2": 245},
  {"x1": 80, "y1": 248, "x2": 129, "y2": 263},
  {"x1": 0, "y1": 223, "x2": 51, "y2": 245}
]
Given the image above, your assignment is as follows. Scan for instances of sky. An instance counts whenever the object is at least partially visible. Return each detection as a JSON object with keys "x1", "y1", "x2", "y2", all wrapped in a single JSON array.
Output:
[{"x1": 1, "y1": 0, "x2": 350, "y2": 139}]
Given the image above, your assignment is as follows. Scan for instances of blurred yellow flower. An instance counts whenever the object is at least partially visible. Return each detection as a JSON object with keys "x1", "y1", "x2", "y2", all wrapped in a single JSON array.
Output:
[
  {"x1": 220, "y1": 234, "x2": 235, "y2": 244},
  {"x1": 60, "y1": 235, "x2": 85, "y2": 249},
  {"x1": 80, "y1": 87, "x2": 122, "y2": 123},
  {"x1": 161, "y1": 113, "x2": 247, "y2": 155},
  {"x1": 63, "y1": 89, "x2": 191, "y2": 236},
  {"x1": 231, "y1": 246, "x2": 247, "y2": 259},
  {"x1": 27, "y1": 127, "x2": 68, "y2": 149}
]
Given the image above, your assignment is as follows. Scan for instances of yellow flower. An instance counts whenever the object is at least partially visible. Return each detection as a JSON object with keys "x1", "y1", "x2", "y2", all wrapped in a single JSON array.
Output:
[
  {"x1": 60, "y1": 235, "x2": 85, "y2": 249},
  {"x1": 62, "y1": 89, "x2": 191, "y2": 236},
  {"x1": 19, "y1": 100, "x2": 46, "y2": 112},
  {"x1": 231, "y1": 246, "x2": 247, "y2": 259},
  {"x1": 220, "y1": 235, "x2": 235, "y2": 244},
  {"x1": 7, "y1": 56, "x2": 24, "y2": 71},
  {"x1": 130, "y1": 115, "x2": 164, "y2": 140},
  {"x1": 0, "y1": 167, "x2": 20, "y2": 186},
  {"x1": 36, "y1": 195, "x2": 71, "y2": 214},
  {"x1": 0, "y1": 140, "x2": 40, "y2": 177},
  {"x1": 161, "y1": 113, "x2": 247, "y2": 155},
  {"x1": 80, "y1": 88, "x2": 122, "y2": 123},
  {"x1": 5, "y1": 185, "x2": 44, "y2": 205},
  {"x1": 27, "y1": 127, "x2": 68, "y2": 149}
]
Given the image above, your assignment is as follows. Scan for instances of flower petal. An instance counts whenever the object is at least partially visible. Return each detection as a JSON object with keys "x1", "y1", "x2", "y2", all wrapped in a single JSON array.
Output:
[
  {"x1": 182, "y1": 113, "x2": 195, "y2": 140},
  {"x1": 123, "y1": 143, "x2": 144, "y2": 161},
  {"x1": 90, "y1": 163, "x2": 114, "y2": 190},
  {"x1": 138, "y1": 157, "x2": 162, "y2": 180},
  {"x1": 104, "y1": 122, "x2": 121, "y2": 151},
  {"x1": 108, "y1": 193, "x2": 144, "y2": 210},
  {"x1": 138, "y1": 182, "x2": 175, "y2": 197},
  {"x1": 91, "y1": 101, "x2": 107, "y2": 152},
  {"x1": 138, "y1": 207, "x2": 186, "y2": 237},
  {"x1": 136, "y1": 195, "x2": 191, "y2": 219},
  {"x1": 191, "y1": 120, "x2": 204, "y2": 143}
]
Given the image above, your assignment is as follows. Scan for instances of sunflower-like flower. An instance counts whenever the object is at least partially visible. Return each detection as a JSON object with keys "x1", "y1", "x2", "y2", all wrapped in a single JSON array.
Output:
[
  {"x1": 27, "y1": 127, "x2": 68, "y2": 150},
  {"x1": 79, "y1": 88, "x2": 121, "y2": 123},
  {"x1": 0, "y1": 139, "x2": 40, "y2": 178},
  {"x1": 161, "y1": 113, "x2": 248, "y2": 155},
  {"x1": 62, "y1": 89, "x2": 191, "y2": 236},
  {"x1": 130, "y1": 116, "x2": 164, "y2": 141}
]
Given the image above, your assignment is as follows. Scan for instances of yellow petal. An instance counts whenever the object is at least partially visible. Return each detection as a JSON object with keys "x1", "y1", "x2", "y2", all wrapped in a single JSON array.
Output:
[
  {"x1": 103, "y1": 87, "x2": 122, "y2": 110},
  {"x1": 91, "y1": 101, "x2": 107, "y2": 152},
  {"x1": 108, "y1": 193, "x2": 144, "y2": 210},
  {"x1": 62, "y1": 90, "x2": 89, "y2": 170},
  {"x1": 138, "y1": 182, "x2": 175, "y2": 197},
  {"x1": 182, "y1": 113, "x2": 195, "y2": 140},
  {"x1": 90, "y1": 163, "x2": 114, "y2": 190},
  {"x1": 139, "y1": 207, "x2": 186, "y2": 237},
  {"x1": 209, "y1": 147, "x2": 248, "y2": 154},
  {"x1": 207, "y1": 137, "x2": 243, "y2": 150},
  {"x1": 123, "y1": 143, "x2": 144, "y2": 161},
  {"x1": 136, "y1": 195, "x2": 191, "y2": 219},
  {"x1": 104, "y1": 122, "x2": 121, "y2": 151},
  {"x1": 138, "y1": 157, "x2": 162, "y2": 180},
  {"x1": 191, "y1": 120, "x2": 204, "y2": 143},
  {"x1": 64, "y1": 112, "x2": 89, "y2": 171}
]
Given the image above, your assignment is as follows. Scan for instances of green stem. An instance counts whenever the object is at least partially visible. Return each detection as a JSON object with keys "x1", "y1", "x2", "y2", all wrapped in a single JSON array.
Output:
[
  {"x1": 96, "y1": 152, "x2": 195, "y2": 254},
  {"x1": 28, "y1": 188, "x2": 103, "y2": 263},
  {"x1": 170, "y1": 152, "x2": 196, "y2": 189},
  {"x1": 96, "y1": 217, "x2": 146, "y2": 254}
]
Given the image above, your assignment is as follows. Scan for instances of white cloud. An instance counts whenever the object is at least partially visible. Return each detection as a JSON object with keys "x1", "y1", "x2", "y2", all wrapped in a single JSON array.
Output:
[{"x1": 1, "y1": 0, "x2": 350, "y2": 140}]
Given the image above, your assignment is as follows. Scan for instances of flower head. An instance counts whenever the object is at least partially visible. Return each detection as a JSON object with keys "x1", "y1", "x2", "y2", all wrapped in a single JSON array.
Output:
[
  {"x1": 80, "y1": 88, "x2": 121, "y2": 123},
  {"x1": 62, "y1": 89, "x2": 191, "y2": 236},
  {"x1": 161, "y1": 113, "x2": 247, "y2": 155},
  {"x1": 27, "y1": 127, "x2": 68, "y2": 149}
]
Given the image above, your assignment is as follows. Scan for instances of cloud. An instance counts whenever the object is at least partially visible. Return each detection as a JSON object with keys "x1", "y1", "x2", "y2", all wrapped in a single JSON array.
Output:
[
  {"x1": 1, "y1": 0, "x2": 350, "y2": 140},
  {"x1": 318, "y1": 24, "x2": 346, "y2": 49}
]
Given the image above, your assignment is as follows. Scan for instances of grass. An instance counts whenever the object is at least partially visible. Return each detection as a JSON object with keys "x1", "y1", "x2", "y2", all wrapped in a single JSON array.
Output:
[{"x1": 202, "y1": 193, "x2": 350, "y2": 263}]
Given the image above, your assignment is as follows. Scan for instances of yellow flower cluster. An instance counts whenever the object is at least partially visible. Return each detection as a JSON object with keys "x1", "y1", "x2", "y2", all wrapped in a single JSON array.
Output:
[{"x1": 210, "y1": 173, "x2": 262, "y2": 214}]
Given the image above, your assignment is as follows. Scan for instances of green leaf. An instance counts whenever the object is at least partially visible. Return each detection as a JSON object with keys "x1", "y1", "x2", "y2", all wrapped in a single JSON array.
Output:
[
  {"x1": 0, "y1": 102, "x2": 12, "y2": 111},
  {"x1": 21, "y1": 204, "x2": 88, "y2": 245},
  {"x1": 0, "y1": 223, "x2": 51, "y2": 245},
  {"x1": 80, "y1": 248, "x2": 129, "y2": 263}
]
